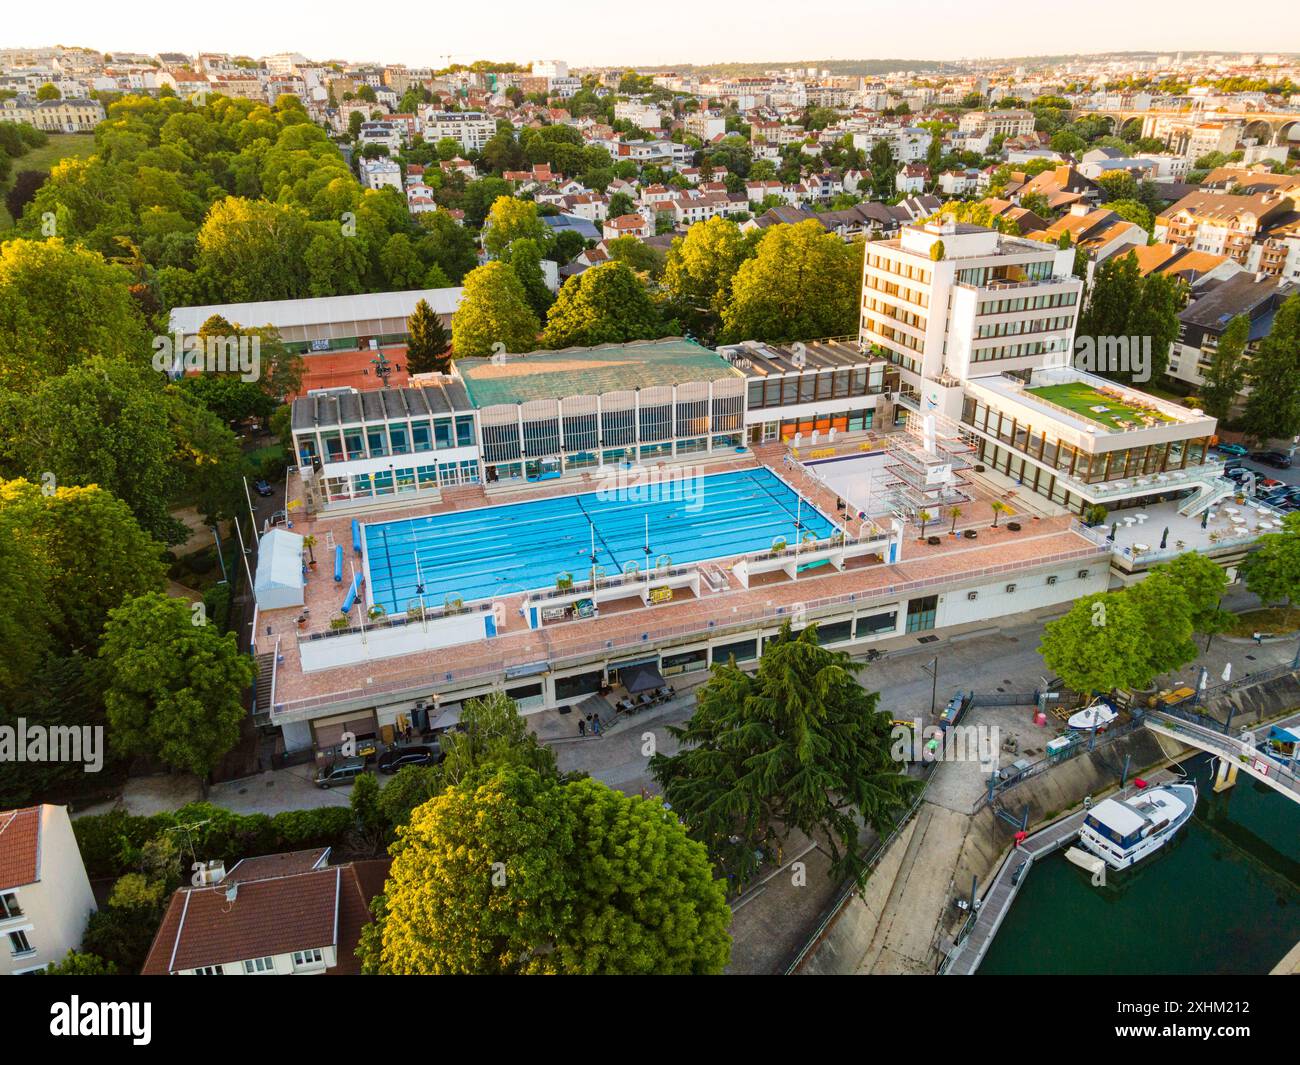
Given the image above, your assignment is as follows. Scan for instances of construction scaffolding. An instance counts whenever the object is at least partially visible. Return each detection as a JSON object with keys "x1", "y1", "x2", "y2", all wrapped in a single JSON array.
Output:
[{"x1": 883, "y1": 404, "x2": 978, "y2": 523}]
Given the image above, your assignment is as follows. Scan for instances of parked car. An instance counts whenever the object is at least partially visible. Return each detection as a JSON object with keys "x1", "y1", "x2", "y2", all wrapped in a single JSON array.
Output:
[
  {"x1": 1224, "y1": 467, "x2": 1251, "y2": 483},
  {"x1": 1223, "y1": 458, "x2": 1245, "y2": 472},
  {"x1": 377, "y1": 744, "x2": 440, "y2": 773},
  {"x1": 1250, "y1": 450, "x2": 1293, "y2": 468},
  {"x1": 1257, "y1": 478, "x2": 1285, "y2": 492},
  {"x1": 1216, "y1": 442, "x2": 1249, "y2": 457},
  {"x1": 314, "y1": 758, "x2": 366, "y2": 788},
  {"x1": 253, "y1": 478, "x2": 273, "y2": 497}
]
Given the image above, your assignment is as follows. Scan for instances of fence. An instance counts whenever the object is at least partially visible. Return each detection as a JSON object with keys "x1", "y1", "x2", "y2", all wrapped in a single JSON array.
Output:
[{"x1": 782, "y1": 767, "x2": 935, "y2": 975}]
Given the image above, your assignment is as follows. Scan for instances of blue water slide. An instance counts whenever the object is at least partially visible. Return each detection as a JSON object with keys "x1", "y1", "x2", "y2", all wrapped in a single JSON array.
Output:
[{"x1": 342, "y1": 572, "x2": 363, "y2": 613}]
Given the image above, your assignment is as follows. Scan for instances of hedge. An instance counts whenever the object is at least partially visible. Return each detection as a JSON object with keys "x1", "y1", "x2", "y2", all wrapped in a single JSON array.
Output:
[{"x1": 74, "y1": 802, "x2": 354, "y2": 880}]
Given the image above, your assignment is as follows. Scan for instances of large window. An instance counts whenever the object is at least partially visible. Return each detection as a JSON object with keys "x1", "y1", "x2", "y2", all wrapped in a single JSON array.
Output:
[
  {"x1": 0, "y1": 892, "x2": 22, "y2": 919},
  {"x1": 905, "y1": 595, "x2": 937, "y2": 633},
  {"x1": 8, "y1": 929, "x2": 33, "y2": 956},
  {"x1": 243, "y1": 956, "x2": 275, "y2": 974}
]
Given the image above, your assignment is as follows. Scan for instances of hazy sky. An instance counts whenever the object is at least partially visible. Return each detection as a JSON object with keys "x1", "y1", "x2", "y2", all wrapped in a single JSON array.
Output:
[{"x1": 10, "y1": 0, "x2": 1300, "y2": 68}]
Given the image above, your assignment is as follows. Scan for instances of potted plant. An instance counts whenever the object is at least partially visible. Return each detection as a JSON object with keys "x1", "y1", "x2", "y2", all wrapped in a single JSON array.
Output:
[
  {"x1": 329, "y1": 615, "x2": 350, "y2": 631},
  {"x1": 303, "y1": 534, "x2": 318, "y2": 569},
  {"x1": 1006, "y1": 521, "x2": 1021, "y2": 532},
  {"x1": 917, "y1": 509, "x2": 933, "y2": 541},
  {"x1": 948, "y1": 505, "x2": 962, "y2": 535},
  {"x1": 368, "y1": 604, "x2": 387, "y2": 621},
  {"x1": 990, "y1": 500, "x2": 1011, "y2": 528}
]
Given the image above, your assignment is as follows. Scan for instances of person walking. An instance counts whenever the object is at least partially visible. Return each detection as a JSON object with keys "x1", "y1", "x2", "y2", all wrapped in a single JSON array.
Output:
[
  {"x1": 592, "y1": 715, "x2": 602, "y2": 736},
  {"x1": 578, "y1": 718, "x2": 586, "y2": 738}
]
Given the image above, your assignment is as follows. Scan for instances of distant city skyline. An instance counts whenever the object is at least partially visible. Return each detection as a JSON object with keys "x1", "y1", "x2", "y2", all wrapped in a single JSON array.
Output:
[{"x1": 8, "y1": 0, "x2": 1300, "y2": 69}]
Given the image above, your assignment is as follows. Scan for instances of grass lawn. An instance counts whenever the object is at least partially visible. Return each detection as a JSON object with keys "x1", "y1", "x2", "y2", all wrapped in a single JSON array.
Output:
[
  {"x1": 0, "y1": 133, "x2": 98, "y2": 229},
  {"x1": 1026, "y1": 381, "x2": 1177, "y2": 431},
  {"x1": 1225, "y1": 606, "x2": 1300, "y2": 639}
]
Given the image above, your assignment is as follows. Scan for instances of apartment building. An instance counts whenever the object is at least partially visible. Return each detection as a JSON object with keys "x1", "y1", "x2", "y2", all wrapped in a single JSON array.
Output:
[
  {"x1": 0, "y1": 94, "x2": 104, "y2": 132},
  {"x1": 861, "y1": 219, "x2": 1226, "y2": 517},
  {"x1": 1167, "y1": 271, "x2": 1298, "y2": 394},
  {"x1": 0, "y1": 805, "x2": 97, "y2": 975},
  {"x1": 1154, "y1": 190, "x2": 1296, "y2": 272},
  {"x1": 958, "y1": 109, "x2": 1036, "y2": 139},
  {"x1": 685, "y1": 111, "x2": 727, "y2": 141},
  {"x1": 421, "y1": 110, "x2": 497, "y2": 153}
]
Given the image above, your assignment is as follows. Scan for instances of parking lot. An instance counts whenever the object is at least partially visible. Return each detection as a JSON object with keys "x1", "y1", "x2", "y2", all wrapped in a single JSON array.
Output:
[{"x1": 1218, "y1": 443, "x2": 1300, "y2": 513}]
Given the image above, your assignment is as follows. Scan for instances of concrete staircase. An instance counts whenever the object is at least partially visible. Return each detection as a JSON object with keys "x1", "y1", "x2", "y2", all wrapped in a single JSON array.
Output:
[
  {"x1": 1177, "y1": 477, "x2": 1235, "y2": 517},
  {"x1": 253, "y1": 651, "x2": 276, "y2": 719}
]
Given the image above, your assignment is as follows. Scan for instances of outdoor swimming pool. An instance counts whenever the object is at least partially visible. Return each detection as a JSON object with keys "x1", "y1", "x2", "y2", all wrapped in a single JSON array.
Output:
[{"x1": 362, "y1": 467, "x2": 836, "y2": 611}]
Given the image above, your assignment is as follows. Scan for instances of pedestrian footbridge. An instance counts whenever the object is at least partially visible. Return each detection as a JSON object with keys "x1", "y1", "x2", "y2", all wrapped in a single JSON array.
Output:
[{"x1": 1143, "y1": 709, "x2": 1300, "y2": 805}]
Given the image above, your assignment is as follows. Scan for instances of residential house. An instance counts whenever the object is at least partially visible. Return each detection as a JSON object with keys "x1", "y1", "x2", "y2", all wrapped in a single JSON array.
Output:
[
  {"x1": 0, "y1": 805, "x2": 97, "y2": 975},
  {"x1": 142, "y1": 849, "x2": 390, "y2": 976}
]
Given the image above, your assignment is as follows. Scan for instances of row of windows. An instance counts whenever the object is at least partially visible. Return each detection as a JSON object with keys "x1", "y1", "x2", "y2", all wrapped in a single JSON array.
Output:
[
  {"x1": 975, "y1": 315, "x2": 1075, "y2": 339},
  {"x1": 977, "y1": 290, "x2": 1078, "y2": 315},
  {"x1": 970, "y1": 338, "x2": 1071, "y2": 363},
  {"x1": 863, "y1": 276, "x2": 931, "y2": 308},
  {"x1": 863, "y1": 296, "x2": 927, "y2": 332},
  {"x1": 957, "y1": 260, "x2": 1054, "y2": 286},
  {"x1": 301, "y1": 416, "x2": 476, "y2": 466},
  {"x1": 323, "y1": 460, "x2": 481, "y2": 504},
  {"x1": 865, "y1": 253, "x2": 933, "y2": 286},
  {"x1": 863, "y1": 316, "x2": 924, "y2": 353},
  {"x1": 746, "y1": 366, "x2": 890, "y2": 410}
]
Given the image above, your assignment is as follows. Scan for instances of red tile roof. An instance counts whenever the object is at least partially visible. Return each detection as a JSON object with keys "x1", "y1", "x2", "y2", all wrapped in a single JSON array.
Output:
[
  {"x1": 0, "y1": 806, "x2": 41, "y2": 890},
  {"x1": 141, "y1": 859, "x2": 390, "y2": 974}
]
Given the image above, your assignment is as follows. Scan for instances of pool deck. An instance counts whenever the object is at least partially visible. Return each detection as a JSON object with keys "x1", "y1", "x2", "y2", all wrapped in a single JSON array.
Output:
[{"x1": 259, "y1": 437, "x2": 1103, "y2": 715}]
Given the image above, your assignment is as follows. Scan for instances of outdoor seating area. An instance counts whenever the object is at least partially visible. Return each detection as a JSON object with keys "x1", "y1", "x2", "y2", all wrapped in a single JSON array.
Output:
[{"x1": 613, "y1": 684, "x2": 678, "y2": 715}]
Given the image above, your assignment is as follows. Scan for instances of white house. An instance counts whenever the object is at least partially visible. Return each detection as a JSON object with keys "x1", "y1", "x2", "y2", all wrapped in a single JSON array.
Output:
[{"x1": 0, "y1": 805, "x2": 97, "y2": 974}]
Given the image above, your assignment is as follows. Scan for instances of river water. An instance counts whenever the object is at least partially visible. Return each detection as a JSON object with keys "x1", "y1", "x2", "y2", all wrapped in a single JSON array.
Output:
[{"x1": 980, "y1": 756, "x2": 1300, "y2": 975}]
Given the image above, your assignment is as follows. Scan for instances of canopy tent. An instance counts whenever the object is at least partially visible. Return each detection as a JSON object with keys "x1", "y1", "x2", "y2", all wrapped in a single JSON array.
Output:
[
  {"x1": 621, "y1": 661, "x2": 666, "y2": 694},
  {"x1": 253, "y1": 529, "x2": 305, "y2": 610}
]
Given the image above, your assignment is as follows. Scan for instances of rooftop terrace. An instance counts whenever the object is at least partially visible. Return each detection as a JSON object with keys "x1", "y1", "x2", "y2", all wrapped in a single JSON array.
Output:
[{"x1": 455, "y1": 338, "x2": 742, "y2": 407}]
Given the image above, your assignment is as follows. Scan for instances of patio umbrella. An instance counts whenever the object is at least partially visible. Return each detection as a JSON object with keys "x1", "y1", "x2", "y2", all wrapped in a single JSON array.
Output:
[
  {"x1": 1109, "y1": 522, "x2": 1117, "y2": 542},
  {"x1": 1160, "y1": 527, "x2": 1169, "y2": 550},
  {"x1": 1201, "y1": 509, "x2": 1209, "y2": 530}
]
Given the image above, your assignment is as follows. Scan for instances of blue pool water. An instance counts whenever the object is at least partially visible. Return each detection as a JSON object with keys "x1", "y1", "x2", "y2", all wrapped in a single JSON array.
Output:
[{"x1": 362, "y1": 467, "x2": 836, "y2": 610}]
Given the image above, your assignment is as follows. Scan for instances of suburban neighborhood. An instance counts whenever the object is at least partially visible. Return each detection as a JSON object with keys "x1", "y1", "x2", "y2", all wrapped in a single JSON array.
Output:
[{"x1": 0, "y1": 2, "x2": 1298, "y2": 1020}]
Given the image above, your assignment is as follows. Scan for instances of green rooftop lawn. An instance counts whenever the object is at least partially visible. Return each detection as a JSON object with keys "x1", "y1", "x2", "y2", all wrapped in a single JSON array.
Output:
[{"x1": 1025, "y1": 382, "x2": 1177, "y2": 431}]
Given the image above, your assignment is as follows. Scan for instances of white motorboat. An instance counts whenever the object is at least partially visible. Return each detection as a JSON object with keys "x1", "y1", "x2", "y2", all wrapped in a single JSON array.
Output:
[
  {"x1": 1068, "y1": 701, "x2": 1118, "y2": 732},
  {"x1": 1077, "y1": 782, "x2": 1197, "y2": 871}
]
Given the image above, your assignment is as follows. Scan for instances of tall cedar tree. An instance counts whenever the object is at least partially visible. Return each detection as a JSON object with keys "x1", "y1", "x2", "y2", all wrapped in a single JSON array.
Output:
[{"x1": 405, "y1": 299, "x2": 451, "y2": 374}]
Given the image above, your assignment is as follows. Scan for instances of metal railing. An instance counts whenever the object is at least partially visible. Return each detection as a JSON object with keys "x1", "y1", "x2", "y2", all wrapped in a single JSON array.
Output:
[{"x1": 274, "y1": 539, "x2": 1109, "y2": 720}]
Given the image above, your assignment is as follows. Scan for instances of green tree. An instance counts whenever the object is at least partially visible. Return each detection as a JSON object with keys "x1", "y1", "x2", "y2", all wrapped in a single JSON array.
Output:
[
  {"x1": 482, "y1": 196, "x2": 549, "y2": 260},
  {"x1": 366, "y1": 766, "x2": 730, "y2": 974},
  {"x1": 1039, "y1": 590, "x2": 1157, "y2": 692},
  {"x1": 1198, "y1": 313, "x2": 1250, "y2": 421},
  {"x1": 97, "y1": 592, "x2": 255, "y2": 783},
  {"x1": 1243, "y1": 511, "x2": 1300, "y2": 607},
  {"x1": 36, "y1": 82, "x2": 61, "y2": 101},
  {"x1": 0, "y1": 238, "x2": 151, "y2": 392},
  {"x1": 1241, "y1": 294, "x2": 1300, "y2": 443},
  {"x1": 541, "y1": 261, "x2": 662, "y2": 349},
  {"x1": 1152, "y1": 552, "x2": 1231, "y2": 637},
  {"x1": 663, "y1": 216, "x2": 758, "y2": 341},
  {"x1": 505, "y1": 236, "x2": 554, "y2": 318},
  {"x1": 721, "y1": 222, "x2": 861, "y2": 343},
  {"x1": 405, "y1": 298, "x2": 451, "y2": 374},
  {"x1": 38, "y1": 951, "x2": 118, "y2": 975},
  {"x1": 869, "y1": 140, "x2": 896, "y2": 201},
  {"x1": 651, "y1": 622, "x2": 918, "y2": 887},
  {"x1": 451, "y1": 261, "x2": 540, "y2": 358}
]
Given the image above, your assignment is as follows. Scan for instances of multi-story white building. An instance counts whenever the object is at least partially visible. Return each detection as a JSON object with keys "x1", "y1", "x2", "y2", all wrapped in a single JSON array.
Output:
[
  {"x1": 421, "y1": 110, "x2": 497, "y2": 153},
  {"x1": 360, "y1": 158, "x2": 402, "y2": 192},
  {"x1": 958, "y1": 109, "x2": 1036, "y2": 139},
  {"x1": 862, "y1": 219, "x2": 1227, "y2": 517},
  {"x1": 0, "y1": 805, "x2": 97, "y2": 975}
]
